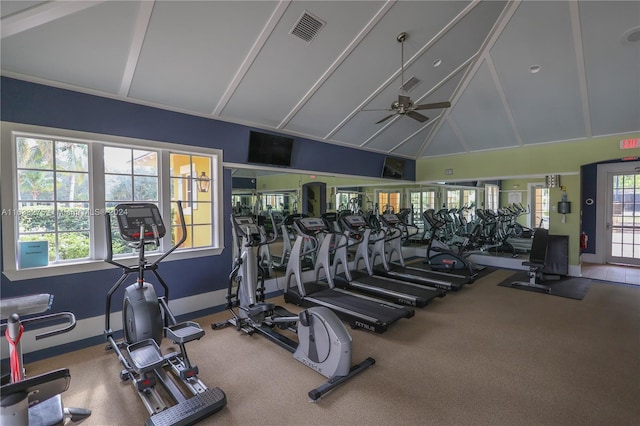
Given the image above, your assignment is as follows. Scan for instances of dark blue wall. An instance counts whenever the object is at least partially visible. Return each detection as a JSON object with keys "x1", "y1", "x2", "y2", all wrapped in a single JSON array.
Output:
[
  {"x1": 580, "y1": 163, "x2": 597, "y2": 254},
  {"x1": 0, "y1": 77, "x2": 414, "y2": 328}
]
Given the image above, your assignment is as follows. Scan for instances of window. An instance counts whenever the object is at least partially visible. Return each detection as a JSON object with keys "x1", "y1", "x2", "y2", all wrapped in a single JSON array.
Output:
[
  {"x1": 408, "y1": 190, "x2": 435, "y2": 226},
  {"x1": 16, "y1": 137, "x2": 90, "y2": 262},
  {"x1": 485, "y1": 184, "x2": 499, "y2": 212},
  {"x1": 336, "y1": 191, "x2": 361, "y2": 213},
  {"x1": 378, "y1": 191, "x2": 401, "y2": 214},
  {"x1": 446, "y1": 189, "x2": 461, "y2": 209},
  {"x1": 105, "y1": 147, "x2": 159, "y2": 255},
  {"x1": 531, "y1": 185, "x2": 549, "y2": 229},
  {"x1": 170, "y1": 153, "x2": 213, "y2": 249},
  {"x1": 1, "y1": 124, "x2": 223, "y2": 279}
]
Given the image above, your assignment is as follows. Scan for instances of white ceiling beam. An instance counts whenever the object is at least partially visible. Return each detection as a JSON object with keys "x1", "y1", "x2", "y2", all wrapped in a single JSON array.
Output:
[
  {"x1": 1, "y1": 1, "x2": 106, "y2": 39},
  {"x1": 212, "y1": 1, "x2": 290, "y2": 116},
  {"x1": 278, "y1": 0, "x2": 397, "y2": 130},
  {"x1": 417, "y1": 0, "x2": 522, "y2": 158},
  {"x1": 118, "y1": 1, "x2": 155, "y2": 97},
  {"x1": 568, "y1": 0, "x2": 592, "y2": 138}
]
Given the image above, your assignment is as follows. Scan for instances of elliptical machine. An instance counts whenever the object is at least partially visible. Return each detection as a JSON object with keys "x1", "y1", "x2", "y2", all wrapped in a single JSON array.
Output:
[
  {"x1": 213, "y1": 214, "x2": 375, "y2": 401},
  {"x1": 1, "y1": 293, "x2": 92, "y2": 425},
  {"x1": 422, "y1": 209, "x2": 482, "y2": 278},
  {"x1": 104, "y1": 202, "x2": 226, "y2": 425}
]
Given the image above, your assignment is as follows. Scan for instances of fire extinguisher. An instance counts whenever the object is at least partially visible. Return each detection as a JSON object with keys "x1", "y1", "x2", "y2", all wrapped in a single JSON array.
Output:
[{"x1": 580, "y1": 231, "x2": 588, "y2": 249}]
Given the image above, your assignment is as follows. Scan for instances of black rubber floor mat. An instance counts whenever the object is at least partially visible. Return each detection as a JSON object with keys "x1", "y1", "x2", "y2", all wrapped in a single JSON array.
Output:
[{"x1": 498, "y1": 271, "x2": 591, "y2": 300}]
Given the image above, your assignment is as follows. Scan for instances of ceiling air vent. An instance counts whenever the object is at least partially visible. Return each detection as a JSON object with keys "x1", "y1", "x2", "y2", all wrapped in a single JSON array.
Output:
[
  {"x1": 400, "y1": 76, "x2": 421, "y2": 93},
  {"x1": 290, "y1": 11, "x2": 325, "y2": 43}
]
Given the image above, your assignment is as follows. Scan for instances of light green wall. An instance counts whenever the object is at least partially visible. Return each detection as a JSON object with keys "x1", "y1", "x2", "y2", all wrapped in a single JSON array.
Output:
[
  {"x1": 416, "y1": 133, "x2": 639, "y2": 266},
  {"x1": 416, "y1": 133, "x2": 639, "y2": 181}
]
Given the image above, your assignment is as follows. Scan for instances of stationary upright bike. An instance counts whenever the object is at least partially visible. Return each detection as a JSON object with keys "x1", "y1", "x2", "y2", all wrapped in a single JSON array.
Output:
[
  {"x1": 1, "y1": 293, "x2": 92, "y2": 425},
  {"x1": 104, "y1": 202, "x2": 226, "y2": 426},
  {"x1": 213, "y1": 214, "x2": 375, "y2": 401}
]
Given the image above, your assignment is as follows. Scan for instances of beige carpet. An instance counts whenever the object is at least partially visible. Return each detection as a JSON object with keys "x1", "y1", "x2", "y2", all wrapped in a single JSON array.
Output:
[{"x1": 25, "y1": 269, "x2": 640, "y2": 425}]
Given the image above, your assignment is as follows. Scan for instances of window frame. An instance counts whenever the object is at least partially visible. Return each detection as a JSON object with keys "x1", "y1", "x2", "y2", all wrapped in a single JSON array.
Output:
[{"x1": 1, "y1": 122, "x2": 224, "y2": 281}]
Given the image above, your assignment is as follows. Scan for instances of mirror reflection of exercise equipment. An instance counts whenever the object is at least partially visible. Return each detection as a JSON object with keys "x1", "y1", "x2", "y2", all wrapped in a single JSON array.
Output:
[{"x1": 301, "y1": 181, "x2": 327, "y2": 217}]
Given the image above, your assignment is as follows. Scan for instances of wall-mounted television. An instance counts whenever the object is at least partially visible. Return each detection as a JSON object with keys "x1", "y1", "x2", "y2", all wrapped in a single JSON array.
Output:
[
  {"x1": 247, "y1": 131, "x2": 294, "y2": 167},
  {"x1": 381, "y1": 156, "x2": 406, "y2": 180}
]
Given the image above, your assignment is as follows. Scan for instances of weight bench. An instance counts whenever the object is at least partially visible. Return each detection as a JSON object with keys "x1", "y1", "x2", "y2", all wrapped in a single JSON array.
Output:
[{"x1": 511, "y1": 229, "x2": 568, "y2": 293}]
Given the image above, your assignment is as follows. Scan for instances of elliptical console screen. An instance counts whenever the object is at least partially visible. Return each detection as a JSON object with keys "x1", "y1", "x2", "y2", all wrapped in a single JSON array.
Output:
[{"x1": 115, "y1": 203, "x2": 166, "y2": 242}]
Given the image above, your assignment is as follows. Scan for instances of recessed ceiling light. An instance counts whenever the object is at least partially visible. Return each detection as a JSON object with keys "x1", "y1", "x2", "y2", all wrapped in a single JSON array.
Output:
[
  {"x1": 433, "y1": 59, "x2": 442, "y2": 68},
  {"x1": 622, "y1": 26, "x2": 640, "y2": 45},
  {"x1": 529, "y1": 64, "x2": 541, "y2": 74}
]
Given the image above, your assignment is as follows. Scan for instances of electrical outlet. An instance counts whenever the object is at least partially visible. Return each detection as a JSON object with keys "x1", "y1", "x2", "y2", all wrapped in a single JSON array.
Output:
[{"x1": 445, "y1": 168, "x2": 453, "y2": 175}]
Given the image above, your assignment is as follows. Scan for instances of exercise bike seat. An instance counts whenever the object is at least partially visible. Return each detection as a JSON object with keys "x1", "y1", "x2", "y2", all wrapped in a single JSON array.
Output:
[
  {"x1": 1, "y1": 369, "x2": 69, "y2": 426},
  {"x1": 165, "y1": 321, "x2": 205, "y2": 344}
]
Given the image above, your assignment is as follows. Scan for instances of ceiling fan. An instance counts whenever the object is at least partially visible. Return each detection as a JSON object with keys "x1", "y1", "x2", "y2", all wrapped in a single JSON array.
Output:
[{"x1": 367, "y1": 32, "x2": 451, "y2": 124}]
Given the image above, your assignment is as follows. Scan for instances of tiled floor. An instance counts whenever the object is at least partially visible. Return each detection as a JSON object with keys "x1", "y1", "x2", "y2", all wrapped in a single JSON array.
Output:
[{"x1": 581, "y1": 263, "x2": 640, "y2": 285}]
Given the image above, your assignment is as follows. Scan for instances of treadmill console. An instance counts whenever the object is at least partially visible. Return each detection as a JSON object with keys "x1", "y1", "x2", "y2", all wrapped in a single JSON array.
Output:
[
  {"x1": 381, "y1": 213, "x2": 400, "y2": 226},
  {"x1": 114, "y1": 203, "x2": 166, "y2": 242},
  {"x1": 296, "y1": 217, "x2": 327, "y2": 234},
  {"x1": 233, "y1": 216, "x2": 261, "y2": 237},
  {"x1": 341, "y1": 214, "x2": 367, "y2": 230}
]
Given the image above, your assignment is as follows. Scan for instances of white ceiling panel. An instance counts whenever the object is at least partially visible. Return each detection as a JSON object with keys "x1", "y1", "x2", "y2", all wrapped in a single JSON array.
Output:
[
  {"x1": 448, "y1": 60, "x2": 518, "y2": 151},
  {"x1": 284, "y1": 1, "x2": 471, "y2": 138},
  {"x1": 490, "y1": 1, "x2": 586, "y2": 144},
  {"x1": 579, "y1": 1, "x2": 640, "y2": 136},
  {"x1": 128, "y1": 1, "x2": 277, "y2": 113},
  {"x1": 393, "y1": 124, "x2": 439, "y2": 158},
  {"x1": 1, "y1": 1, "x2": 138, "y2": 93},
  {"x1": 334, "y1": 1, "x2": 505, "y2": 148},
  {"x1": 220, "y1": 1, "x2": 383, "y2": 128},
  {"x1": 0, "y1": 1, "x2": 46, "y2": 18},
  {"x1": 422, "y1": 118, "x2": 466, "y2": 157}
]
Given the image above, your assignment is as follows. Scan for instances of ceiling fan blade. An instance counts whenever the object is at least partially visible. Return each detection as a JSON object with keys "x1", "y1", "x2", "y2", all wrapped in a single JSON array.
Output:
[
  {"x1": 413, "y1": 101, "x2": 451, "y2": 111},
  {"x1": 375, "y1": 113, "x2": 397, "y2": 124},
  {"x1": 406, "y1": 110, "x2": 428, "y2": 123}
]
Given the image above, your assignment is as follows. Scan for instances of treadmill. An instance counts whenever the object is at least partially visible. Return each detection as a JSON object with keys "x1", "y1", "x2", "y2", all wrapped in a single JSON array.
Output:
[
  {"x1": 283, "y1": 216, "x2": 414, "y2": 334},
  {"x1": 343, "y1": 214, "x2": 470, "y2": 292},
  {"x1": 328, "y1": 216, "x2": 446, "y2": 308}
]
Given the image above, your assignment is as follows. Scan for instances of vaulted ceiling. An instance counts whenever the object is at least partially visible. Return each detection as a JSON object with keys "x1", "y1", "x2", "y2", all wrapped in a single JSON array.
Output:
[{"x1": 2, "y1": 1, "x2": 639, "y2": 160}]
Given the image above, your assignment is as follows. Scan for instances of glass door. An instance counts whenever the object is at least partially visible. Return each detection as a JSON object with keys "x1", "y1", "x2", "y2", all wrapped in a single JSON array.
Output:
[
  {"x1": 607, "y1": 169, "x2": 640, "y2": 266},
  {"x1": 530, "y1": 184, "x2": 549, "y2": 229}
]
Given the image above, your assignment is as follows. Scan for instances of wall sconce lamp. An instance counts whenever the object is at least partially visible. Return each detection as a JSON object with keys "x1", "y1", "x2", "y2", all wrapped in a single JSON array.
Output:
[{"x1": 196, "y1": 171, "x2": 211, "y2": 193}]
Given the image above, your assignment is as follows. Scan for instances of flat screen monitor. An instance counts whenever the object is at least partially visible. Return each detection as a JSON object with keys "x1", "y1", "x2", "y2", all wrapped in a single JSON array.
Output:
[
  {"x1": 381, "y1": 156, "x2": 405, "y2": 180},
  {"x1": 247, "y1": 131, "x2": 294, "y2": 167}
]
